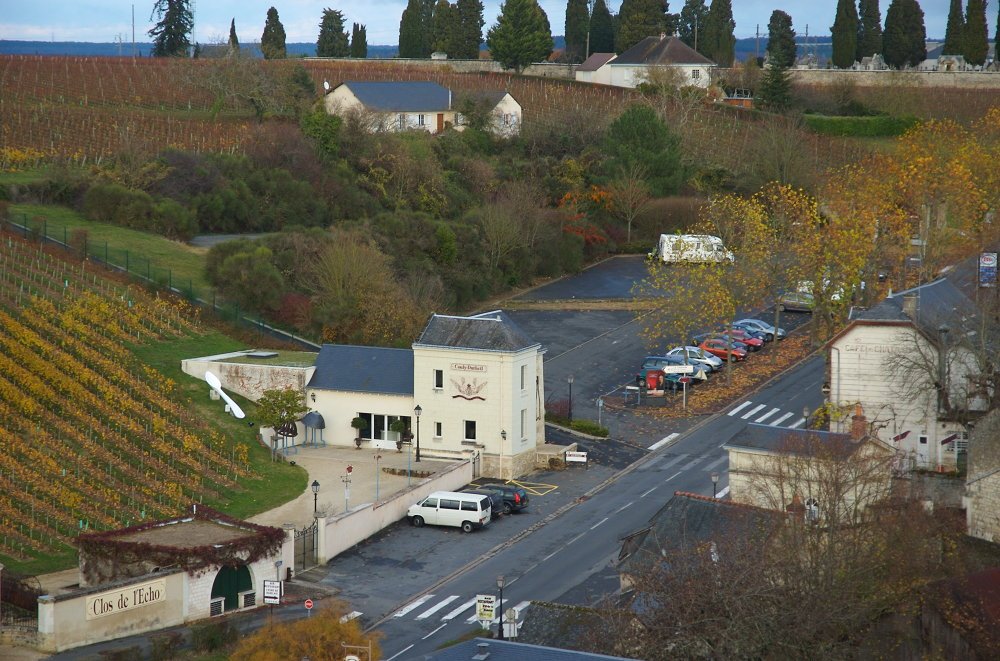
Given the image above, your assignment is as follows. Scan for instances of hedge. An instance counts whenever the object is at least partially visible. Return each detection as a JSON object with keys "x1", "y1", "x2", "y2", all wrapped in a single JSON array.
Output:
[{"x1": 802, "y1": 114, "x2": 921, "y2": 137}]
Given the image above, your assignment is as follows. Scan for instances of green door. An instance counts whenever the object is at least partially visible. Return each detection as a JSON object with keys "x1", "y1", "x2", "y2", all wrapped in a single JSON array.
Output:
[{"x1": 211, "y1": 564, "x2": 252, "y2": 612}]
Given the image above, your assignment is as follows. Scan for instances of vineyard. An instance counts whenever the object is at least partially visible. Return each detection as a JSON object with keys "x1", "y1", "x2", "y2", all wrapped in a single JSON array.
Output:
[{"x1": 0, "y1": 230, "x2": 255, "y2": 564}]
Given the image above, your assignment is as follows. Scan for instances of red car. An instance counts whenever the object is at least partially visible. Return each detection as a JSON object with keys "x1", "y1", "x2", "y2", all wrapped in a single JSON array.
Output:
[
  {"x1": 719, "y1": 329, "x2": 764, "y2": 351},
  {"x1": 699, "y1": 338, "x2": 747, "y2": 361}
]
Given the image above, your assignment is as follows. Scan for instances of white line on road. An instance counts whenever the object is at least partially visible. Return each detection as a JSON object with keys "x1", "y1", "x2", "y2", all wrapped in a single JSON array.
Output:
[
  {"x1": 714, "y1": 485, "x2": 730, "y2": 498},
  {"x1": 541, "y1": 550, "x2": 558, "y2": 562},
  {"x1": 591, "y1": 516, "x2": 609, "y2": 529},
  {"x1": 568, "y1": 532, "x2": 586, "y2": 544},
  {"x1": 702, "y1": 455, "x2": 727, "y2": 472},
  {"x1": 640, "y1": 486, "x2": 657, "y2": 498},
  {"x1": 651, "y1": 454, "x2": 688, "y2": 472},
  {"x1": 769, "y1": 412, "x2": 794, "y2": 426},
  {"x1": 394, "y1": 595, "x2": 434, "y2": 618},
  {"x1": 386, "y1": 644, "x2": 414, "y2": 660},
  {"x1": 442, "y1": 598, "x2": 477, "y2": 621},
  {"x1": 755, "y1": 407, "x2": 781, "y2": 423},
  {"x1": 616, "y1": 502, "x2": 632, "y2": 513},
  {"x1": 789, "y1": 417, "x2": 807, "y2": 429},
  {"x1": 416, "y1": 595, "x2": 459, "y2": 620},
  {"x1": 340, "y1": 611, "x2": 362, "y2": 623},
  {"x1": 664, "y1": 470, "x2": 682, "y2": 482},
  {"x1": 649, "y1": 433, "x2": 679, "y2": 451},
  {"x1": 741, "y1": 404, "x2": 766, "y2": 420},
  {"x1": 423, "y1": 623, "x2": 448, "y2": 639},
  {"x1": 728, "y1": 400, "x2": 754, "y2": 416},
  {"x1": 682, "y1": 457, "x2": 703, "y2": 470}
]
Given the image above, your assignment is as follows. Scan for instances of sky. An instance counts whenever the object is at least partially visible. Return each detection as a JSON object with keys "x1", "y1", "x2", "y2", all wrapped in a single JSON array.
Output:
[{"x1": 0, "y1": 1, "x2": 955, "y2": 47}]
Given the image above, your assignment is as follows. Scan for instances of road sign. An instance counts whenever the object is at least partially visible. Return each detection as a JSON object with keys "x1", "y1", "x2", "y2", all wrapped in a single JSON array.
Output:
[
  {"x1": 476, "y1": 594, "x2": 496, "y2": 623},
  {"x1": 304, "y1": 598, "x2": 314, "y2": 610},
  {"x1": 678, "y1": 376, "x2": 692, "y2": 384},
  {"x1": 346, "y1": 464, "x2": 353, "y2": 474},
  {"x1": 660, "y1": 364, "x2": 695, "y2": 374},
  {"x1": 980, "y1": 252, "x2": 997, "y2": 287},
  {"x1": 565, "y1": 451, "x2": 588, "y2": 463},
  {"x1": 263, "y1": 580, "x2": 281, "y2": 605}
]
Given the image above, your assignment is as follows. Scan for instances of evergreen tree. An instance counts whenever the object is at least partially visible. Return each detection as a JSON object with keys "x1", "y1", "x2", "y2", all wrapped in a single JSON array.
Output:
[
  {"x1": 963, "y1": 0, "x2": 989, "y2": 65},
  {"x1": 677, "y1": 0, "x2": 709, "y2": 53},
  {"x1": 831, "y1": 0, "x2": 859, "y2": 67},
  {"x1": 883, "y1": 0, "x2": 925, "y2": 68},
  {"x1": 455, "y1": 0, "x2": 485, "y2": 58},
  {"x1": 421, "y1": 0, "x2": 437, "y2": 55},
  {"x1": 317, "y1": 8, "x2": 350, "y2": 57},
  {"x1": 431, "y1": 0, "x2": 459, "y2": 54},
  {"x1": 486, "y1": 0, "x2": 554, "y2": 71},
  {"x1": 856, "y1": 0, "x2": 884, "y2": 59},
  {"x1": 702, "y1": 0, "x2": 736, "y2": 66},
  {"x1": 758, "y1": 62, "x2": 792, "y2": 110},
  {"x1": 351, "y1": 23, "x2": 369, "y2": 58},
  {"x1": 148, "y1": 0, "x2": 193, "y2": 57},
  {"x1": 590, "y1": 0, "x2": 616, "y2": 52},
  {"x1": 565, "y1": 0, "x2": 590, "y2": 61},
  {"x1": 943, "y1": 0, "x2": 965, "y2": 54},
  {"x1": 399, "y1": 0, "x2": 426, "y2": 57},
  {"x1": 617, "y1": 0, "x2": 673, "y2": 54},
  {"x1": 228, "y1": 18, "x2": 239, "y2": 52},
  {"x1": 604, "y1": 104, "x2": 684, "y2": 196},
  {"x1": 261, "y1": 6, "x2": 287, "y2": 59},
  {"x1": 766, "y1": 10, "x2": 796, "y2": 68}
]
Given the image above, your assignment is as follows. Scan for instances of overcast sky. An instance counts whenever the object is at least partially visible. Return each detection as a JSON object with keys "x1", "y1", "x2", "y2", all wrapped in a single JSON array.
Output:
[{"x1": 1, "y1": 1, "x2": 954, "y2": 47}]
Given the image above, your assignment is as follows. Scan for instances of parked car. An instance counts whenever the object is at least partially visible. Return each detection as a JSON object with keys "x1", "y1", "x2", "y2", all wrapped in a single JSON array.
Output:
[
  {"x1": 665, "y1": 346, "x2": 724, "y2": 371},
  {"x1": 778, "y1": 291, "x2": 814, "y2": 312},
  {"x1": 477, "y1": 484, "x2": 530, "y2": 514},
  {"x1": 718, "y1": 328, "x2": 765, "y2": 350},
  {"x1": 734, "y1": 319, "x2": 787, "y2": 341},
  {"x1": 407, "y1": 491, "x2": 492, "y2": 532},
  {"x1": 638, "y1": 356, "x2": 709, "y2": 383},
  {"x1": 463, "y1": 488, "x2": 504, "y2": 518},
  {"x1": 698, "y1": 338, "x2": 747, "y2": 361},
  {"x1": 692, "y1": 332, "x2": 757, "y2": 352}
]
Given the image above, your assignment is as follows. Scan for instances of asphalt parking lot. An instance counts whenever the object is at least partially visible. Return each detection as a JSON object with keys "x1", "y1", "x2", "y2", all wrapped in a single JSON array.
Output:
[{"x1": 518, "y1": 256, "x2": 651, "y2": 300}]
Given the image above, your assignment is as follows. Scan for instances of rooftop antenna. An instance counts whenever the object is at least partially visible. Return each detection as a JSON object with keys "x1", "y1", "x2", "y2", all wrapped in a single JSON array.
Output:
[{"x1": 205, "y1": 371, "x2": 246, "y2": 419}]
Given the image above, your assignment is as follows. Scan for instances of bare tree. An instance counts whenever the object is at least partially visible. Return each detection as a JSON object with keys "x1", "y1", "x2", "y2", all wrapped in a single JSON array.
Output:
[{"x1": 606, "y1": 163, "x2": 652, "y2": 244}]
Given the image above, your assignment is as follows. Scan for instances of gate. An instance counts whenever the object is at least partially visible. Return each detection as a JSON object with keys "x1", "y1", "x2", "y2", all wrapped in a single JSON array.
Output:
[
  {"x1": 1, "y1": 572, "x2": 40, "y2": 632},
  {"x1": 294, "y1": 521, "x2": 317, "y2": 572}
]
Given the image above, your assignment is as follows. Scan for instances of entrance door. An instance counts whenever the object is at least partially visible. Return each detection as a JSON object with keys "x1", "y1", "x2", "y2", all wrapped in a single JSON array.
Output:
[
  {"x1": 437, "y1": 113, "x2": 444, "y2": 133},
  {"x1": 211, "y1": 565, "x2": 252, "y2": 612},
  {"x1": 916, "y1": 435, "x2": 929, "y2": 467}
]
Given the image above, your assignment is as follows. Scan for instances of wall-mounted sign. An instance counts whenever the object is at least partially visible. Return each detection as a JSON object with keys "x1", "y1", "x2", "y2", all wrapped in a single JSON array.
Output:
[
  {"x1": 86, "y1": 578, "x2": 166, "y2": 620},
  {"x1": 451, "y1": 376, "x2": 487, "y2": 401},
  {"x1": 980, "y1": 252, "x2": 997, "y2": 288},
  {"x1": 451, "y1": 363, "x2": 487, "y2": 372},
  {"x1": 842, "y1": 344, "x2": 898, "y2": 354}
]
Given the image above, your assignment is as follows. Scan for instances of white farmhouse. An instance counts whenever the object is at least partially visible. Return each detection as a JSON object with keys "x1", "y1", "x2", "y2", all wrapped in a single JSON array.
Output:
[
  {"x1": 455, "y1": 90, "x2": 523, "y2": 138},
  {"x1": 575, "y1": 34, "x2": 716, "y2": 89}
]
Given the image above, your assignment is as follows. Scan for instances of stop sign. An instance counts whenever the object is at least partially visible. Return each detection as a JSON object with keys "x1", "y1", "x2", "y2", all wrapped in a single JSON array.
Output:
[
  {"x1": 304, "y1": 599, "x2": 314, "y2": 610},
  {"x1": 679, "y1": 376, "x2": 691, "y2": 384},
  {"x1": 346, "y1": 465, "x2": 353, "y2": 474}
]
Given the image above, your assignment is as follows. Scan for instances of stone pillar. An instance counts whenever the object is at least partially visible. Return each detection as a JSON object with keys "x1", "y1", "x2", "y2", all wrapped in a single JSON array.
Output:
[
  {"x1": 315, "y1": 512, "x2": 330, "y2": 565},
  {"x1": 281, "y1": 523, "x2": 295, "y2": 581},
  {"x1": 37, "y1": 595, "x2": 55, "y2": 652}
]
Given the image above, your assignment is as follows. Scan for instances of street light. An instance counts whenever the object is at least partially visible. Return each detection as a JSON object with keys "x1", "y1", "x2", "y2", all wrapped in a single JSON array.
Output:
[
  {"x1": 496, "y1": 575, "x2": 505, "y2": 641},
  {"x1": 500, "y1": 430, "x2": 507, "y2": 481},
  {"x1": 414, "y1": 404, "x2": 422, "y2": 462},
  {"x1": 567, "y1": 375, "x2": 575, "y2": 423},
  {"x1": 311, "y1": 480, "x2": 320, "y2": 514},
  {"x1": 710, "y1": 472, "x2": 719, "y2": 497}
]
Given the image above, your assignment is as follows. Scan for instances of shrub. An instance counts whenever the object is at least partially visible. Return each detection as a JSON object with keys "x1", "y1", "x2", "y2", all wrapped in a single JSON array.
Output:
[
  {"x1": 802, "y1": 114, "x2": 920, "y2": 137},
  {"x1": 191, "y1": 620, "x2": 237, "y2": 652},
  {"x1": 150, "y1": 631, "x2": 183, "y2": 661},
  {"x1": 570, "y1": 419, "x2": 609, "y2": 437}
]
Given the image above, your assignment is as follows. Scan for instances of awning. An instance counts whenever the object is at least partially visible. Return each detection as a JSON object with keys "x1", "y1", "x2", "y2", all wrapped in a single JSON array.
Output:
[
  {"x1": 892, "y1": 430, "x2": 911, "y2": 442},
  {"x1": 940, "y1": 433, "x2": 959, "y2": 445}
]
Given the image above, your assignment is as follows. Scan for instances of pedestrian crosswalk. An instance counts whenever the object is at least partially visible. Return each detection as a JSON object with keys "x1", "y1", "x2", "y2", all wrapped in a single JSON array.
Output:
[
  {"x1": 367, "y1": 594, "x2": 534, "y2": 625},
  {"x1": 727, "y1": 400, "x2": 806, "y2": 429}
]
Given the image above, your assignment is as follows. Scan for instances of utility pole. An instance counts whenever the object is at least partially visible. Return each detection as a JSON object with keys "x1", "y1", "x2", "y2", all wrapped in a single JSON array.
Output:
[
  {"x1": 131, "y1": 4, "x2": 136, "y2": 57},
  {"x1": 755, "y1": 24, "x2": 760, "y2": 61}
]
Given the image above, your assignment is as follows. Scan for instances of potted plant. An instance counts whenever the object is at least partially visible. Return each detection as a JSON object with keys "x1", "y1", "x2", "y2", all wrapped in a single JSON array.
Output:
[
  {"x1": 389, "y1": 419, "x2": 408, "y2": 452},
  {"x1": 351, "y1": 416, "x2": 368, "y2": 448}
]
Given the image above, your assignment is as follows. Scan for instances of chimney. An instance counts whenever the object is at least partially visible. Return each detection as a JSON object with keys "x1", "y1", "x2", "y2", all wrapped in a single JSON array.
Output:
[
  {"x1": 471, "y1": 642, "x2": 491, "y2": 660},
  {"x1": 901, "y1": 293, "x2": 918, "y2": 320},
  {"x1": 659, "y1": 32, "x2": 667, "y2": 40},
  {"x1": 850, "y1": 403, "x2": 867, "y2": 441}
]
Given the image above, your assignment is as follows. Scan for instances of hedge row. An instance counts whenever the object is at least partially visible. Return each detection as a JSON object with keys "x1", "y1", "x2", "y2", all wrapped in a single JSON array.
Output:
[{"x1": 802, "y1": 114, "x2": 920, "y2": 137}]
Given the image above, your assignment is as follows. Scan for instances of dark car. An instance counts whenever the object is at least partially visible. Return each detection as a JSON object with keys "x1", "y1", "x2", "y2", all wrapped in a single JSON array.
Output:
[
  {"x1": 463, "y1": 488, "x2": 504, "y2": 518},
  {"x1": 477, "y1": 484, "x2": 529, "y2": 514}
]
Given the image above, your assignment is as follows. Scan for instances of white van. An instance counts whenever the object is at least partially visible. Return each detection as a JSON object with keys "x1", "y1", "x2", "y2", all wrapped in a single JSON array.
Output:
[
  {"x1": 408, "y1": 491, "x2": 492, "y2": 532},
  {"x1": 651, "y1": 234, "x2": 734, "y2": 263}
]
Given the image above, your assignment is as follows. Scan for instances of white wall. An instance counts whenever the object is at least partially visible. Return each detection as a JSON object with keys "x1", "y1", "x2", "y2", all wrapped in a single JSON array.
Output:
[
  {"x1": 489, "y1": 94, "x2": 522, "y2": 138},
  {"x1": 306, "y1": 390, "x2": 414, "y2": 450},
  {"x1": 608, "y1": 64, "x2": 713, "y2": 89}
]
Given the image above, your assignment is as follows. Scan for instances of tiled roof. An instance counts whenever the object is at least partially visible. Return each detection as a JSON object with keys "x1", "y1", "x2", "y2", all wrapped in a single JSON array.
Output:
[
  {"x1": 415, "y1": 310, "x2": 539, "y2": 352},
  {"x1": 577, "y1": 52, "x2": 616, "y2": 72},
  {"x1": 338, "y1": 81, "x2": 451, "y2": 112},
  {"x1": 458, "y1": 89, "x2": 509, "y2": 106},
  {"x1": 613, "y1": 35, "x2": 716, "y2": 66},
  {"x1": 723, "y1": 423, "x2": 860, "y2": 457},
  {"x1": 307, "y1": 345, "x2": 413, "y2": 395}
]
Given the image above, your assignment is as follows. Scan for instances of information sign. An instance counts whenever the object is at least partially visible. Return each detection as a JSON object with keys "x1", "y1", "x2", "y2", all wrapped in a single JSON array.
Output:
[
  {"x1": 476, "y1": 594, "x2": 496, "y2": 622},
  {"x1": 263, "y1": 580, "x2": 281, "y2": 605}
]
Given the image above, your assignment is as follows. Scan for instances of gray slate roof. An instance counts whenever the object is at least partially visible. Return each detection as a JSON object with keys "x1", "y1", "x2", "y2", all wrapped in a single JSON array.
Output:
[
  {"x1": 415, "y1": 310, "x2": 539, "y2": 352},
  {"x1": 613, "y1": 35, "x2": 715, "y2": 66},
  {"x1": 722, "y1": 423, "x2": 859, "y2": 457},
  {"x1": 421, "y1": 637, "x2": 634, "y2": 660},
  {"x1": 577, "y1": 52, "x2": 616, "y2": 72},
  {"x1": 307, "y1": 345, "x2": 413, "y2": 395},
  {"x1": 338, "y1": 80, "x2": 451, "y2": 112}
]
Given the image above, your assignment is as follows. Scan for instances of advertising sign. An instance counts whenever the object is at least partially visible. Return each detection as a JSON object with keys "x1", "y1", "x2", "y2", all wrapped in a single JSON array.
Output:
[
  {"x1": 476, "y1": 594, "x2": 496, "y2": 622},
  {"x1": 86, "y1": 578, "x2": 166, "y2": 620},
  {"x1": 980, "y1": 252, "x2": 998, "y2": 287},
  {"x1": 263, "y1": 580, "x2": 281, "y2": 605}
]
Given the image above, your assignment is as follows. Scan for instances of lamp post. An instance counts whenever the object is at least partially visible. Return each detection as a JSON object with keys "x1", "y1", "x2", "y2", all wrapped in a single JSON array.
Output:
[
  {"x1": 414, "y1": 405, "x2": 422, "y2": 462},
  {"x1": 496, "y1": 575, "x2": 505, "y2": 641},
  {"x1": 374, "y1": 454, "x2": 382, "y2": 500},
  {"x1": 341, "y1": 466, "x2": 352, "y2": 512},
  {"x1": 500, "y1": 430, "x2": 507, "y2": 481},
  {"x1": 567, "y1": 375, "x2": 574, "y2": 423},
  {"x1": 710, "y1": 471, "x2": 719, "y2": 498},
  {"x1": 311, "y1": 480, "x2": 320, "y2": 514}
]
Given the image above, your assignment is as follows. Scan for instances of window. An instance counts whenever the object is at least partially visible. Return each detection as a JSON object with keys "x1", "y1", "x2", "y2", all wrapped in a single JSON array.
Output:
[
  {"x1": 465, "y1": 420, "x2": 477, "y2": 441},
  {"x1": 520, "y1": 409, "x2": 527, "y2": 439},
  {"x1": 421, "y1": 498, "x2": 438, "y2": 508},
  {"x1": 805, "y1": 498, "x2": 820, "y2": 522},
  {"x1": 434, "y1": 369, "x2": 444, "y2": 389},
  {"x1": 439, "y1": 499, "x2": 460, "y2": 510},
  {"x1": 434, "y1": 421, "x2": 442, "y2": 438},
  {"x1": 692, "y1": 69, "x2": 700, "y2": 79},
  {"x1": 461, "y1": 500, "x2": 478, "y2": 511},
  {"x1": 520, "y1": 365, "x2": 526, "y2": 390},
  {"x1": 418, "y1": 114, "x2": 425, "y2": 126},
  {"x1": 397, "y1": 114, "x2": 406, "y2": 129}
]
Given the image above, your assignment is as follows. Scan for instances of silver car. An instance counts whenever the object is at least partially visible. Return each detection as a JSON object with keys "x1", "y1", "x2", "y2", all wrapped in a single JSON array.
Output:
[
  {"x1": 734, "y1": 319, "x2": 787, "y2": 341},
  {"x1": 666, "y1": 346, "x2": 724, "y2": 371}
]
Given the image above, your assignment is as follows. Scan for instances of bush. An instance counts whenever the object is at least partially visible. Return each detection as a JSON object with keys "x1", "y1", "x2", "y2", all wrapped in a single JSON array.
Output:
[
  {"x1": 150, "y1": 631, "x2": 183, "y2": 661},
  {"x1": 191, "y1": 620, "x2": 237, "y2": 652},
  {"x1": 570, "y1": 419, "x2": 609, "y2": 437},
  {"x1": 802, "y1": 114, "x2": 920, "y2": 137}
]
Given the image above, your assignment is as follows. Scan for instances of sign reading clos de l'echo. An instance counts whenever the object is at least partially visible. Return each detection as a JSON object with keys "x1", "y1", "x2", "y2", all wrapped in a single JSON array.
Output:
[{"x1": 86, "y1": 578, "x2": 166, "y2": 620}]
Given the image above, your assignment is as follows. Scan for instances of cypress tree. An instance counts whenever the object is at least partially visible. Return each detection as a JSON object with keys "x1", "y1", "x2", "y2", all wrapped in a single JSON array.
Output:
[
  {"x1": 677, "y1": 0, "x2": 709, "y2": 53},
  {"x1": 766, "y1": 10, "x2": 796, "y2": 68},
  {"x1": 431, "y1": 0, "x2": 459, "y2": 54},
  {"x1": 702, "y1": 0, "x2": 736, "y2": 66},
  {"x1": 351, "y1": 23, "x2": 369, "y2": 58},
  {"x1": 590, "y1": 0, "x2": 616, "y2": 53},
  {"x1": 228, "y1": 18, "x2": 239, "y2": 51},
  {"x1": 831, "y1": 0, "x2": 859, "y2": 68},
  {"x1": 261, "y1": 7, "x2": 287, "y2": 60},
  {"x1": 399, "y1": 0, "x2": 425, "y2": 57},
  {"x1": 148, "y1": 0, "x2": 193, "y2": 57},
  {"x1": 486, "y1": 0, "x2": 554, "y2": 72},
  {"x1": 565, "y1": 0, "x2": 590, "y2": 61},
  {"x1": 317, "y1": 8, "x2": 349, "y2": 57},
  {"x1": 856, "y1": 0, "x2": 884, "y2": 59},
  {"x1": 963, "y1": 0, "x2": 989, "y2": 65},
  {"x1": 455, "y1": 0, "x2": 485, "y2": 58},
  {"x1": 617, "y1": 0, "x2": 672, "y2": 54},
  {"x1": 883, "y1": 0, "x2": 925, "y2": 68},
  {"x1": 943, "y1": 0, "x2": 964, "y2": 54}
]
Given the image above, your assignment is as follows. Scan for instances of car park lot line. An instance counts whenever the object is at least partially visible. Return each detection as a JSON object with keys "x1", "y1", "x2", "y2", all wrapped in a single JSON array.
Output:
[
  {"x1": 649, "y1": 433, "x2": 679, "y2": 451},
  {"x1": 442, "y1": 597, "x2": 478, "y2": 621},
  {"x1": 386, "y1": 644, "x2": 414, "y2": 660},
  {"x1": 591, "y1": 516, "x2": 609, "y2": 529},
  {"x1": 394, "y1": 595, "x2": 434, "y2": 617},
  {"x1": 640, "y1": 486, "x2": 657, "y2": 497},
  {"x1": 728, "y1": 401, "x2": 754, "y2": 416},
  {"x1": 423, "y1": 623, "x2": 448, "y2": 639},
  {"x1": 769, "y1": 412, "x2": 794, "y2": 426},
  {"x1": 740, "y1": 404, "x2": 767, "y2": 419},
  {"x1": 416, "y1": 595, "x2": 460, "y2": 620},
  {"x1": 755, "y1": 407, "x2": 781, "y2": 423},
  {"x1": 702, "y1": 455, "x2": 727, "y2": 472},
  {"x1": 789, "y1": 417, "x2": 807, "y2": 429}
]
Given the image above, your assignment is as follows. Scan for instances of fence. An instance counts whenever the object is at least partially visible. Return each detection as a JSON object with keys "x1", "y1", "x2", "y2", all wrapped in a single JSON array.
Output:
[{"x1": 3, "y1": 214, "x2": 320, "y2": 351}]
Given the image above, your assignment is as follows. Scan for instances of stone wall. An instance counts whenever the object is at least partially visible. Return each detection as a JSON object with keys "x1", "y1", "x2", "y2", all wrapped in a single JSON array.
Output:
[
  {"x1": 307, "y1": 56, "x2": 577, "y2": 80},
  {"x1": 181, "y1": 351, "x2": 316, "y2": 402},
  {"x1": 965, "y1": 409, "x2": 1000, "y2": 542},
  {"x1": 786, "y1": 68, "x2": 1000, "y2": 89}
]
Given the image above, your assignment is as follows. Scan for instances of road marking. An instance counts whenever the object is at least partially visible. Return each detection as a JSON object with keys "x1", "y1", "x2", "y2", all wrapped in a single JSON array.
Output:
[
  {"x1": 769, "y1": 412, "x2": 794, "y2": 426},
  {"x1": 755, "y1": 407, "x2": 781, "y2": 423},
  {"x1": 728, "y1": 400, "x2": 754, "y2": 416},
  {"x1": 640, "y1": 486, "x2": 657, "y2": 498},
  {"x1": 648, "y1": 453, "x2": 688, "y2": 472},
  {"x1": 702, "y1": 455, "x2": 727, "y2": 472},
  {"x1": 682, "y1": 456, "x2": 702, "y2": 470},
  {"x1": 541, "y1": 550, "x2": 558, "y2": 562},
  {"x1": 416, "y1": 595, "x2": 460, "y2": 620},
  {"x1": 714, "y1": 485, "x2": 730, "y2": 498},
  {"x1": 340, "y1": 611, "x2": 362, "y2": 623},
  {"x1": 616, "y1": 502, "x2": 632, "y2": 513},
  {"x1": 568, "y1": 532, "x2": 586, "y2": 544},
  {"x1": 394, "y1": 595, "x2": 434, "y2": 618},
  {"x1": 442, "y1": 597, "x2": 477, "y2": 621},
  {"x1": 591, "y1": 516, "x2": 609, "y2": 529},
  {"x1": 649, "y1": 433, "x2": 679, "y2": 451},
  {"x1": 664, "y1": 470, "x2": 682, "y2": 482},
  {"x1": 789, "y1": 417, "x2": 807, "y2": 429},
  {"x1": 386, "y1": 644, "x2": 414, "y2": 660},
  {"x1": 423, "y1": 623, "x2": 448, "y2": 639},
  {"x1": 741, "y1": 404, "x2": 766, "y2": 420}
]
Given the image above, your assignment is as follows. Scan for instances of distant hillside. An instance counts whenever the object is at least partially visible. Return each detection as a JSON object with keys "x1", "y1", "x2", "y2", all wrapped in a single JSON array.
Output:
[{"x1": 0, "y1": 40, "x2": 398, "y2": 58}]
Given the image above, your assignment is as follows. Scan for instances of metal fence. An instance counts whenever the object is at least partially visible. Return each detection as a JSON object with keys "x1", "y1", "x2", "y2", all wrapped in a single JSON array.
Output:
[{"x1": 294, "y1": 521, "x2": 317, "y2": 573}]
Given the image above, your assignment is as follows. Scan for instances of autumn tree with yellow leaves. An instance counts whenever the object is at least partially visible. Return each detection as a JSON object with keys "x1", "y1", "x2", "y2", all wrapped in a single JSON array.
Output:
[{"x1": 230, "y1": 601, "x2": 380, "y2": 661}]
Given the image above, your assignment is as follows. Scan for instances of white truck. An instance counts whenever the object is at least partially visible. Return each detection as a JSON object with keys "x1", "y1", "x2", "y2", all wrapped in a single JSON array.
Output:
[{"x1": 651, "y1": 234, "x2": 734, "y2": 264}]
